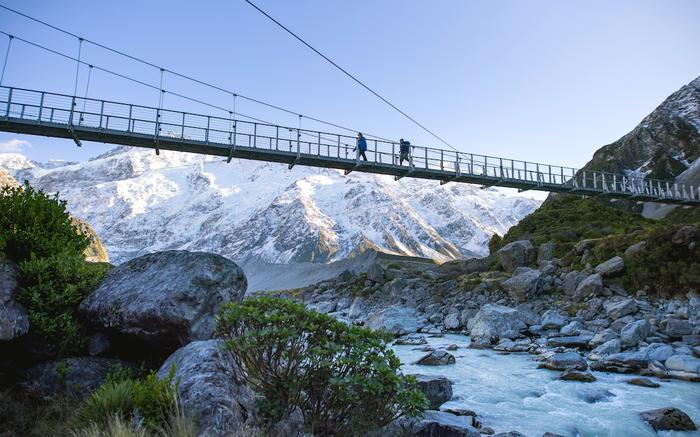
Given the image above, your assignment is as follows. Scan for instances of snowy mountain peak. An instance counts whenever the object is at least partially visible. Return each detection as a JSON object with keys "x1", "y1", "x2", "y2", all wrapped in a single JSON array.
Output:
[{"x1": 1, "y1": 147, "x2": 540, "y2": 265}]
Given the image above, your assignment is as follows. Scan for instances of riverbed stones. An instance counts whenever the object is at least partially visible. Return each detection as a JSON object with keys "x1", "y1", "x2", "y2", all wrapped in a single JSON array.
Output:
[
  {"x1": 594, "y1": 256, "x2": 624, "y2": 277},
  {"x1": 443, "y1": 310, "x2": 461, "y2": 330},
  {"x1": 395, "y1": 334, "x2": 428, "y2": 346},
  {"x1": 412, "y1": 374, "x2": 453, "y2": 409},
  {"x1": 157, "y1": 340, "x2": 255, "y2": 436},
  {"x1": 542, "y1": 352, "x2": 588, "y2": 371},
  {"x1": 659, "y1": 318, "x2": 693, "y2": 338},
  {"x1": 547, "y1": 333, "x2": 593, "y2": 349},
  {"x1": 588, "y1": 339, "x2": 621, "y2": 360},
  {"x1": 410, "y1": 410, "x2": 480, "y2": 437},
  {"x1": 562, "y1": 270, "x2": 587, "y2": 296},
  {"x1": 639, "y1": 407, "x2": 697, "y2": 432},
  {"x1": 80, "y1": 251, "x2": 247, "y2": 351},
  {"x1": 665, "y1": 355, "x2": 700, "y2": 374},
  {"x1": 497, "y1": 240, "x2": 536, "y2": 272},
  {"x1": 0, "y1": 261, "x2": 29, "y2": 341},
  {"x1": 604, "y1": 299, "x2": 637, "y2": 320},
  {"x1": 469, "y1": 305, "x2": 525, "y2": 344},
  {"x1": 367, "y1": 306, "x2": 418, "y2": 336},
  {"x1": 415, "y1": 349, "x2": 456, "y2": 366},
  {"x1": 620, "y1": 319, "x2": 651, "y2": 348}
]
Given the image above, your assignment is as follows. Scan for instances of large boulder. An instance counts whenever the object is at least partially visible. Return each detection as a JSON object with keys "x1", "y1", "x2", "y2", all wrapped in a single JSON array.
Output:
[
  {"x1": 24, "y1": 357, "x2": 136, "y2": 399},
  {"x1": 501, "y1": 267, "x2": 542, "y2": 302},
  {"x1": 639, "y1": 407, "x2": 697, "y2": 432},
  {"x1": 0, "y1": 261, "x2": 29, "y2": 341},
  {"x1": 367, "y1": 306, "x2": 418, "y2": 336},
  {"x1": 593, "y1": 343, "x2": 674, "y2": 372},
  {"x1": 443, "y1": 310, "x2": 461, "y2": 330},
  {"x1": 542, "y1": 352, "x2": 588, "y2": 371},
  {"x1": 665, "y1": 355, "x2": 700, "y2": 374},
  {"x1": 157, "y1": 340, "x2": 256, "y2": 436},
  {"x1": 594, "y1": 256, "x2": 624, "y2": 277},
  {"x1": 659, "y1": 319, "x2": 693, "y2": 338},
  {"x1": 469, "y1": 305, "x2": 525, "y2": 344},
  {"x1": 497, "y1": 240, "x2": 536, "y2": 273},
  {"x1": 541, "y1": 309, "x2": 567, "y2": 330},
  {"x1": 562, "y1": 270, "x2": 588, "y2": 296},
  {"x1": 620, "y1": 319, "x2": 651, "y2": 348},
  {"x1": 573, "y1": 274, "x2": 604, "y2": 301},
  {"x1": 547, "y1": 333, "x2": 594, "y2": 349},
  {"x1": 80, "y1": 251, "x2": 247, "y2": 352},
  {"x1": 348, "y1": 297, "x2": 365, "y2": 320},
  {"x1": 589, "y1": 339, "x2": 621, "y2": 359},
  {"x1": 412, "y1": 374, "x2": 453, "y2": 409}
]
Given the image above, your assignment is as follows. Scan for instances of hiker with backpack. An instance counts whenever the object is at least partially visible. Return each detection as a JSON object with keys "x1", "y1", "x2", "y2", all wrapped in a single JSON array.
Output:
[
  {"x1": 398, "y1": 138, "x2": 412, "y2": 166},
  {"x1": 354, "y1": 132, "x2": 368, "y2": 161}
]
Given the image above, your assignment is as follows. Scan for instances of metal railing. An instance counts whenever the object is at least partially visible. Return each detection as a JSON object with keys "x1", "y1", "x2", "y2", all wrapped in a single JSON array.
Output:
[{"x1": 0, "y1": 86, "x2": 698, "y2": 204}]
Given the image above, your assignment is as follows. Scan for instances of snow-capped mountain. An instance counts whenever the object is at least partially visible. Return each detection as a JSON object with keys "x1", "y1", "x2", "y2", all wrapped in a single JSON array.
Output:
[{"x1": 1, "y1": 147, "x2": 540, "y2": 265}]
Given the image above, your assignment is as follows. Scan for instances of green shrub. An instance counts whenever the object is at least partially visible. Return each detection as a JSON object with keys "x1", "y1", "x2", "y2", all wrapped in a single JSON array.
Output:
[
  {"x1": 76, "y1": 369, "x2": 178, "y2": 432},
  {"x1": 0, "y1": 183, "x2": 89, "y2": 263},
  {"x1": 216, "y1": 297, "x2": 427, "y2": 436}
]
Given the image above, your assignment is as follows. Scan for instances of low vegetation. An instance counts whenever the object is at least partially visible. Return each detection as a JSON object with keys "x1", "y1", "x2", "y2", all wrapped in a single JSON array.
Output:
[
  {"x1": 0, "y1": 182, "x2": 111, "y2": 355},
  {"x1": 217, "y1": 296, "x2": 427, "y2": 436}
]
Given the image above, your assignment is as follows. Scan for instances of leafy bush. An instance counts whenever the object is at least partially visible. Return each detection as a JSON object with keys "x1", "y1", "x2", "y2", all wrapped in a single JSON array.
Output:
[
  {"x1": 0, "y1": 183, "x2": 90, "y2": 263},
  {"x1": 217, "y1": 297, "x2": 427, "y2": 436},
  {"x1": 0, "y1": 182, "x2": 110, "y2": 355},
  {"x1": 76, "y1": 369, "x2": 178, "y2": 432}
]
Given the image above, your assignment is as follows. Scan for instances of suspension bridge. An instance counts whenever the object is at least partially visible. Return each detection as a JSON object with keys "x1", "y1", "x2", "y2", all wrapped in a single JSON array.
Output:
[
  {"x1": 0, "y1": 4, "x2": 697, "y2": 205},
  {"x1": 1, "y1": 85, "x2": 698, "y2": 205}
]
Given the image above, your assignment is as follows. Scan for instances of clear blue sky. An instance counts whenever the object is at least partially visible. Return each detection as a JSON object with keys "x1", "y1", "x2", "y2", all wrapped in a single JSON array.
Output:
[{"x1": 0, "y1": 0, "x2": 699, "y2": 170}]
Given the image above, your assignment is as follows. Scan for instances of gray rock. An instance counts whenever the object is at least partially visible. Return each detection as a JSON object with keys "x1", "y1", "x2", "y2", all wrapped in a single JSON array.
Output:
[
  {"x1": 366, "y1": 263, "x2": 385, "y2": 283},
  {"x1": 604, "y1": 299, "x2": 638, "y2": 320},
  {"x1": 80, "y1": 251, "x2": 246, "y2": 351},
  {"x1": 412, "y1": 374, "x2": 453, "y2": 409},
  {"x1": 367, "y1": 306, "x2": 418, "y2": 336},
  {"x1": 624, "y1": 241, "x2": 646, "y2": 256},
  {"x1": 437, "y1": 258, "x2": 490, "y2": 277},
  {"x1": 335, "y1": 296, "x2": 352, "y2": 312},
  {"x1": 412, "y1": 410, "x2": 480, "y2": 437},
  {"x1": 24, "y1": 357, "x2": 135, "y2": 399},
  {"x1": 501, "y1": 267, "x2": 542, "y2": 302},
  {"x1": 515, "y1": 303, "x2": 540, "y2": 326},
  {"x1": 538, "y1": 242, "x2": 557, "y2": 263},
  {"x1": 589, "y1": 329, "x2": 618, "y2": 348},
  {"x1": 597, "y1": 343, "x2": 675, "y2": 372},
  {"x1": 541, "y1": 310, "x2": 566, "y2": 329},
  {"x1": 547, "y1": 334, "x2": 594, "y2": 349},
  {"x1": 589, "y1": 339, "x2": 621, "y2": 359},
  {"x1": 443, "y1": 310, "x2": 461, "y2": 330},
  {"x1": 415, "y1": 349, "x2": 456, "y2": 366},
  {"x1": 671, "y1": 225, "x2": 700, "y2": 247},
  {"x1": 542, "y1": 352, "x2": 588, "y2": 371},
  {"x1": 394, "y1": 334, "x2": 428, "y2": 346},
  {"x1": 660, "y1": 318, "x2": 693, "y2": 338},
  {"x1": 315, "y1": 301, "x2": 336, "y2": 314},
  {"x1": 469, "y1": 305, "x2": 525, "y2": 344},
  {"x1": 157, "y1": 340, "x2": 256, "y2": 436},
  {"x1": 594, "y1": 256, "x2": 624, "y2": 277},
  {"x1": 574, "y1": 239, "x2": 598, "y2": 255},
  {"x1": 497, "y1": 240, "x2": 536, "y2": 273},
  {"x1": 560, "y1": 320, "x2": 585, "y2": 335},
  {"x1": 348, "y1": 297, "x2": 365, "y2": 319},
  {"x1": 573, "y1": 274, "x2": 604, "y2": 300},
  {"x1": 620, "y1": 319, "x2": 651, "y2": 348},
  {"x1": 562, "y1": 270, "x2": 587, "y2": 296},
  {"x1": 578, "y1": 387, "x2": 615, "y2": 403},
  {"x1": 626, "y1": 377, "x2": 660, "y2": 388},
  {"x1": 639, "y1": 407, "x2": 697, "y2": 432},
  {"x1": 0, "y1": 261, "x2": 29, "y2": 341},
  {"x1": 665, "y1": 355, "x2": 700, "y2": 373},
  {"x1": 559, "y1": 369, "x2": 596, "y2": 382}
]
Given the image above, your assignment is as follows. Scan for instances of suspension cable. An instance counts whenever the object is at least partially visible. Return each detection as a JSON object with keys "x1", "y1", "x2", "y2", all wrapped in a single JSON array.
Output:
[
  {"x1": 242, "y1": 0, "x2": 458, "y2": 152},
  {"x1": 0, "y1": 34, "x2": 12, "y2": 87},
  {"x1": 0, "y1": 3, "x2": 392, "y2": 142}
]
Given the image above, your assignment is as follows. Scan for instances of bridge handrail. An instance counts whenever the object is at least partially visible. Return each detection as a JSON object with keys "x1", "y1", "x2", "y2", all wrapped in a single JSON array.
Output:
[{"x1": 0, "y1": 85, "x2": 698, "y2": 203}]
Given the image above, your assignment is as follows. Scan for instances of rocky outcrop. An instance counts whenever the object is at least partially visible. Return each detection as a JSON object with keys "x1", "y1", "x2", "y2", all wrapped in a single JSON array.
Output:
[
  {"x1": 24, "y1": 357, "x2": 135, "y2": 399},
  {"x1": 0, "y1": 261, "x2": 29, "y2": 341},
  {"x1": 412, "y1": 374, "x2": 453, "y2": 409},
  {"x1": 80, "y1": 251, "x2": 247, "y2": 352},
  {"x1": 157, "y1": 340, "x2": 256, "y2": 436},
  {"x1": 468, "y1": 305, "x2": 525, "y2": 345},
  {"x1": 407, "y1": 410, "x2": 480, "y2": 437},
  {"x1": 497, "y1": 240, "x2": 535, "y2": 273}
]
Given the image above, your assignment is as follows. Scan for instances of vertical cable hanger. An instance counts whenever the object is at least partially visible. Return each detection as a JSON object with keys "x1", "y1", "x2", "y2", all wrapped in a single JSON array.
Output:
[
  {"x1": 73, "y1": 37, "x2": 83, "y2": 96},
  {"x1": 80, "y1": 64, "x2": 93, "y2": 122},
  {"x1": 0, "y1": 34, "x2": 13, "y2": 87}
]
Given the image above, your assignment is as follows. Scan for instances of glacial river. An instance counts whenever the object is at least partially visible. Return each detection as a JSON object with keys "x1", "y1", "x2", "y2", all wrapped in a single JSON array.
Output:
[{"x1": 393, "y1": 334, "x2": 700, "y2": 437}]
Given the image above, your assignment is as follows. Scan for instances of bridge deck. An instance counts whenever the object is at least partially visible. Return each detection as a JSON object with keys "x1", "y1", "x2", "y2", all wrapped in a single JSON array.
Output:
[{"x1": 0, "y1": 86, "x2": 697, "y2": 205}]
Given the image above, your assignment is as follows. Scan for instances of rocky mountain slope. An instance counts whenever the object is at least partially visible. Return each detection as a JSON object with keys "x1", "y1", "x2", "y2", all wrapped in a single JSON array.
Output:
[{"x1": 0, "y1": 148, "x2": 539, "y2": 266}]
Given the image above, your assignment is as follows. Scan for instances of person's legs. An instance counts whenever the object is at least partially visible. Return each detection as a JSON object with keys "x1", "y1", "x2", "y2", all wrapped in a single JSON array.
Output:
[{"x1": 360, "y1": 151, "x2": 367, "y2": 161}]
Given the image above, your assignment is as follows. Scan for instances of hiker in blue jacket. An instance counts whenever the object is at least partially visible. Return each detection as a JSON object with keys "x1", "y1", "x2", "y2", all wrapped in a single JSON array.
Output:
[
  {"x1": 354, "y1": 132, "x2": 368, "y2": 161},
  {"x1": 398, "y1": 138, "x2": 412, "y2": 165}
]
